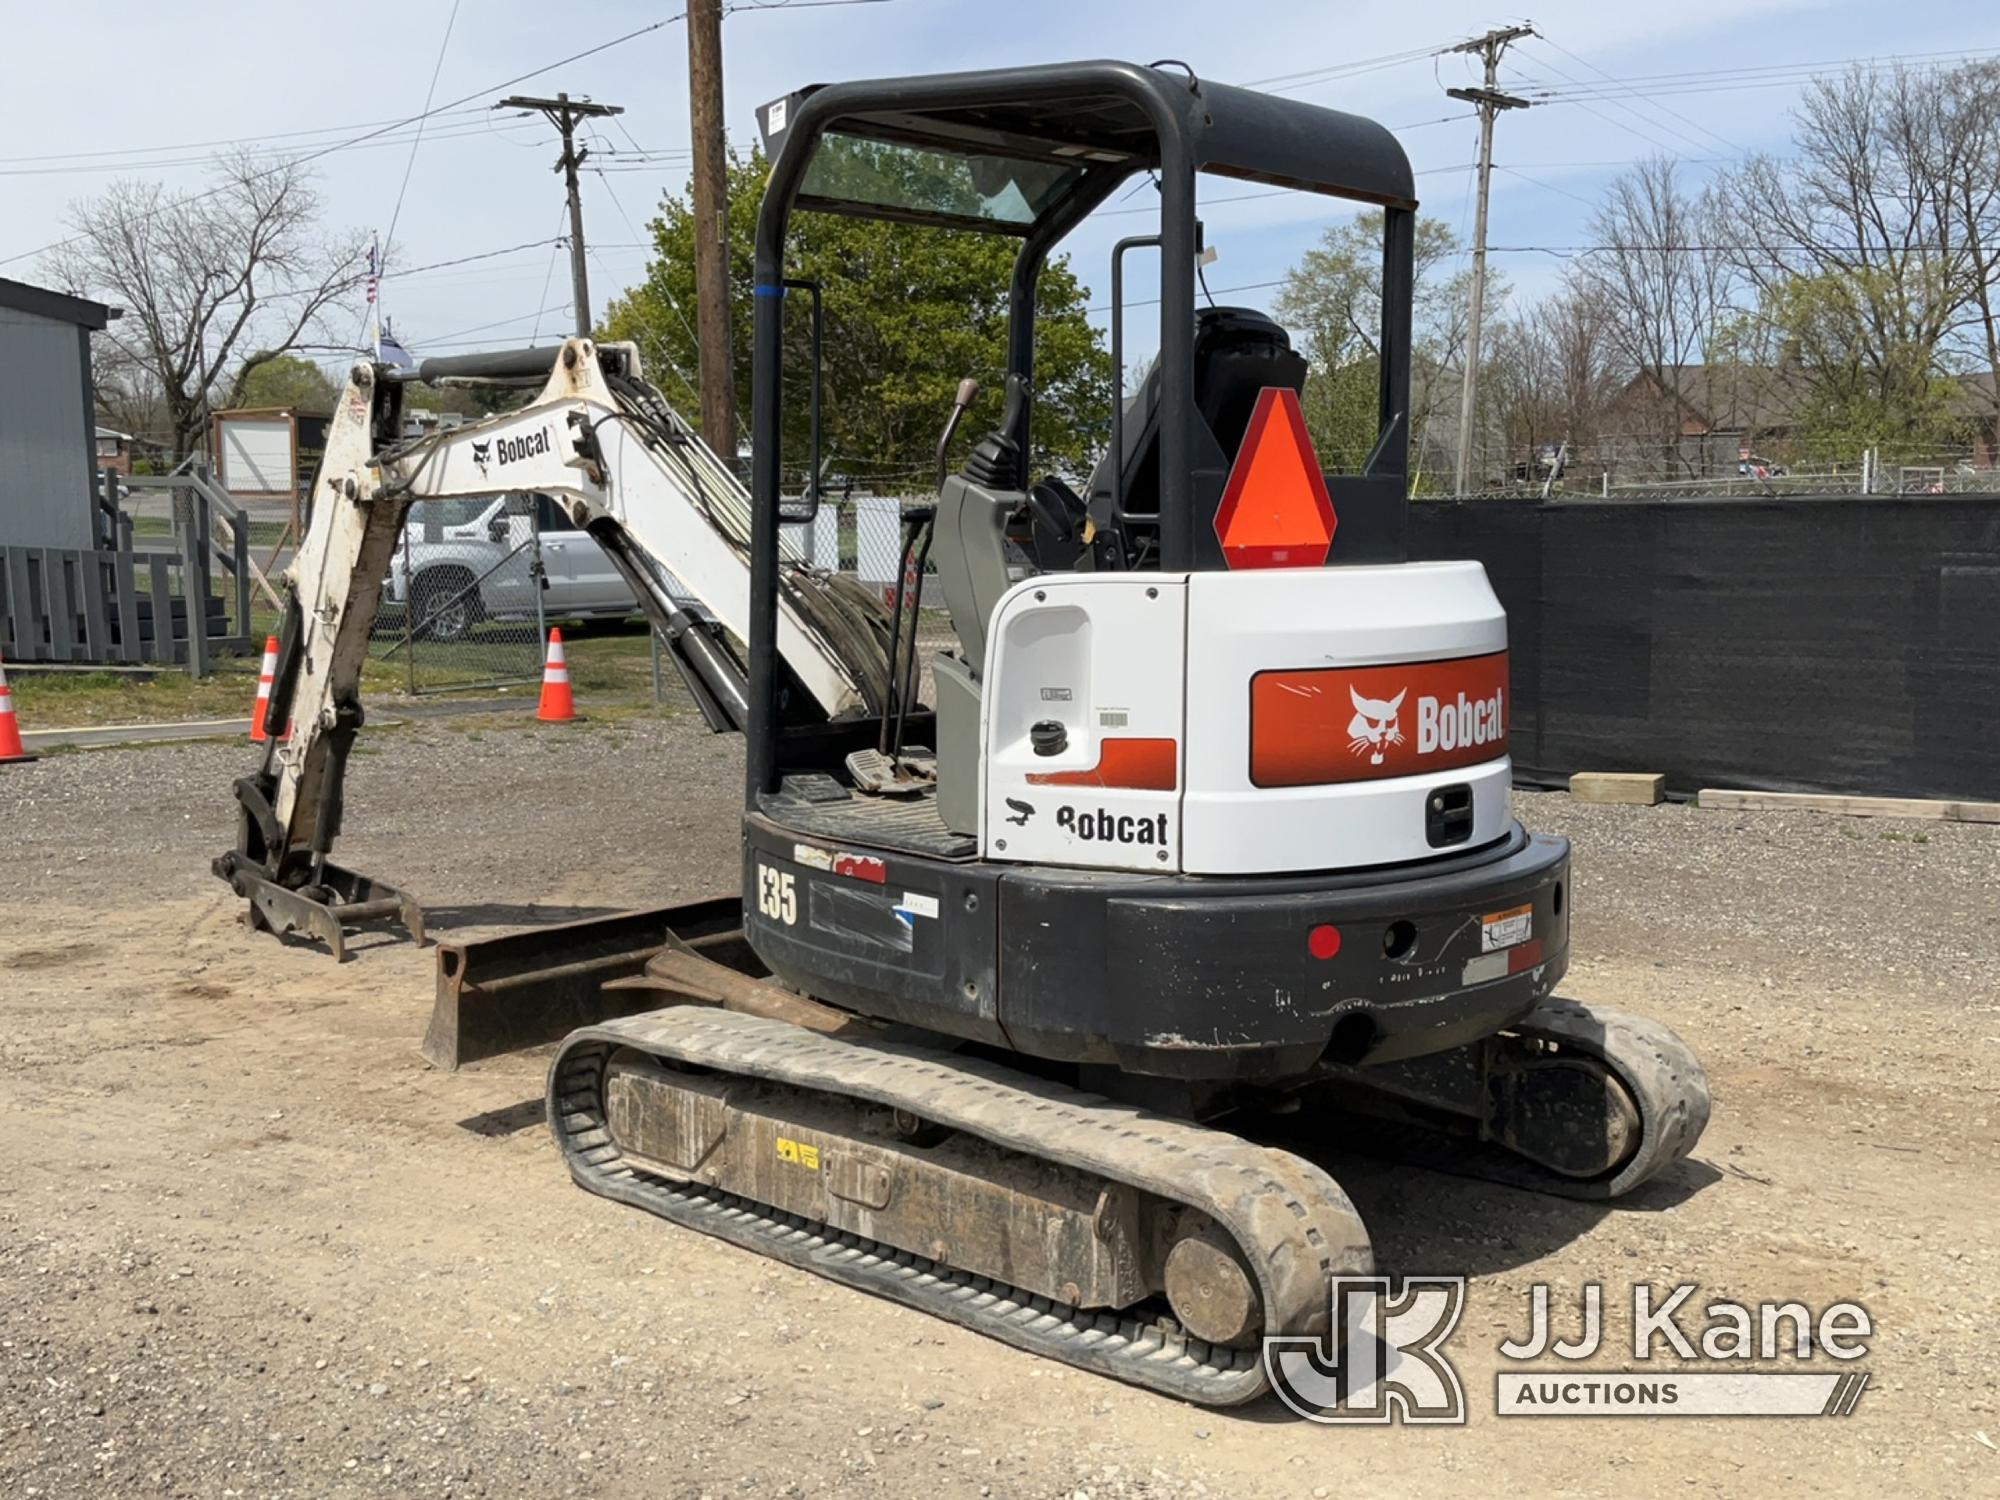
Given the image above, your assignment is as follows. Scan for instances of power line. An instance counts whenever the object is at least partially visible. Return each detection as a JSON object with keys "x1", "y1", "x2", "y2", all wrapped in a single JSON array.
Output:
[
  {"x1": 223, "y1": 237, "x2": 575, "y2": 306},
  {"x1": 1535, "y1": 35, "x2": 1744, "y2": 157},
  {"x1": 723, "y1": 0, "x2": 905, "y2": 10},
  {"x1": 399, "y1": 238, "x2": 568, "y2": 280},
  {"x1": 381, "y1": 0, "x2": 464, "y2": 281},
  {"x1": 1514, "y1": 56, "x2": 1690, "y2": 159},
  {"x1": 531, "y1": 207, "x2": 571, "y2": 345},
  {"x1": 1397, "y1": 113, "x2": 1480, "y2": 131},
  {"x1": 0, "y1": 106, "x2": 490, "y2": 167},
  {"x1": 1521, "y1": 38, "x2": 1737, "y2": 160},
  {"x1": 0, "y1": 118, "x2": 545, "y2": 179},
  {"x1": 1, "y1": 10, "x2": 689, "y2": 269},
  {"x1": 1087, "y1": 277, "x2": 1286, "y2": 316},
  {"x1": 1493, "y1": 164, "x2": 1599, "y2": 211},
  {"x1": 1244, "y1": 39, "x2": 1462, "y2": 95},
  {"x1": 422, "y1": 301, "x2": 576, "y2": 347},
  {"x1": 1517, "y1": 44, "x2": 2000, "y2": 100}
]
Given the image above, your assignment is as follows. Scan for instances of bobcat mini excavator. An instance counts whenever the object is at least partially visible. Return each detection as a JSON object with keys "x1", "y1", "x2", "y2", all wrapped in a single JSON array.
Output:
[{"x1": 216, "y1": 62, "x2": 1709, "y2": 1406}]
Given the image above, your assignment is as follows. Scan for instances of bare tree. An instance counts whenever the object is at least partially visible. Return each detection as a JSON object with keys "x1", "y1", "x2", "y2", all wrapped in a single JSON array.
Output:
[
  {"x1": 1485, "y1": 282, "x2": 1619, "y2": 482},
  {"x1": 1710, "y1": 63, "x2": 1999, "y2": 452},
  {"x1": 1936, "y1": 62, "x2": 2000, "y2": 440},
  {"x1": 1574, "y1": 157, "x2": 1734, "y2": 476},
  {"x1": 44, "y1": 150, "x2": 369, "y2": 461}
]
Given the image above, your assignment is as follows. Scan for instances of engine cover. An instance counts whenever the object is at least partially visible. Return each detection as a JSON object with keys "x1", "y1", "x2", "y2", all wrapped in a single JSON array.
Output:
[{"x1": 978, "y1": 563, "x2": 1512, "y2": 875}]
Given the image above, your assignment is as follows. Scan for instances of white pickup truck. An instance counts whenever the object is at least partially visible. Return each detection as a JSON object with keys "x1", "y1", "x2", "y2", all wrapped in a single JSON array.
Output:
[{"x1": 384, "y1": 493, "x2": 646, "y2": 641}]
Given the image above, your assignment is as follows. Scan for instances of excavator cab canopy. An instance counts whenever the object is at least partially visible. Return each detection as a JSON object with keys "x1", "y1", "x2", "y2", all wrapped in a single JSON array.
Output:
[
  {"x1": 745, "y1": 60, "x2": 1420, "y2": 796},
  {"x1": 754, "y1": 62, "x2": 1417, "y2": 234}
]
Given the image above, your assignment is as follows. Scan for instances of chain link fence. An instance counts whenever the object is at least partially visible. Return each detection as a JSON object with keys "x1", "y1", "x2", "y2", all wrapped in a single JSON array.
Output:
[
  {"x1": 358, "y1": 489, "x2": 962, "y2": 704},
  {"x1": 1419, "y1": 438, "x2": 2000, "y2": 502},
  {"x1": 373, "y1": 496, "x2": 548, "y2": 695}
]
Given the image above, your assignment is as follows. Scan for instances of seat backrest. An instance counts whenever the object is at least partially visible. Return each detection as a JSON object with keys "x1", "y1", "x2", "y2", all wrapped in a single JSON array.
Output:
[{"x1": 1086, "y1": 306, "x2": 1308, "y2": 535}]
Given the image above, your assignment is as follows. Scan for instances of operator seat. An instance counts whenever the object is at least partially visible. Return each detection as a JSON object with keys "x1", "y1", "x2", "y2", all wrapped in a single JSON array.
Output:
[
  {"x1": 930, "y1": 307, "x2": 1308, "y2": 836},
  {"x1": 1080, "y1": 306, "x2": 1308, "y2": 561}
]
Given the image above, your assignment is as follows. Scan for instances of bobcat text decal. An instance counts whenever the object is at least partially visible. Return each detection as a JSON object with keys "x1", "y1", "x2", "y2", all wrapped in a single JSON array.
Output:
[
  {"x1": 1252, "y1": 651, "x2": 1510, "y2": 786},
  {"x1": 1055, "y1": 805, "x2": 1168, "y2": 845},
  {"x1": 495, "y1": 427, "x2": 553, "y2": 466}
]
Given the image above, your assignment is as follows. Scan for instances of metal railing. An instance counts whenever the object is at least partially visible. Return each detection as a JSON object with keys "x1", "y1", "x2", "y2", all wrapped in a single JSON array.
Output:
[{"x1": 0, "y1": 464, "x2": 260, "y2": 672}]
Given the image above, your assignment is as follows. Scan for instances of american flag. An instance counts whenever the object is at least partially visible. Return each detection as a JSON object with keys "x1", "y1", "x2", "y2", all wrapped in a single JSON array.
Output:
[{"x1": 366, "y1": 237, "x2": 379, "y2": 305}]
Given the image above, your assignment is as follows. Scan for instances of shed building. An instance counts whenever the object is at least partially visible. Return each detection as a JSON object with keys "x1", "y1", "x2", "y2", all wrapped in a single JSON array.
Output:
[{"x1": 0, "y1": 277, "x2": 117, "y2": 550}]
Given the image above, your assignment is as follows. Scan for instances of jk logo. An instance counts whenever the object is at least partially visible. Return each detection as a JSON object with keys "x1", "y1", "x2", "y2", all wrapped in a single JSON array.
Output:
[{"x1": 1264, "y1": 1276, "x2": 1468, "y2": 1424}]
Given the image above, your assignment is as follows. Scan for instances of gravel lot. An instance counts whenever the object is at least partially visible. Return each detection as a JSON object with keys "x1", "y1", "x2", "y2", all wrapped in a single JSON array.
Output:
[{"x1": 3, "y1": 712, "x2": 1997, "y2": 1497}]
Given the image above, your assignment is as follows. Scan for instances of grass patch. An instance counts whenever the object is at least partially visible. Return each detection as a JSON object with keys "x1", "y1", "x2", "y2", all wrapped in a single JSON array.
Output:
[
  {"x1": 9, "y1": 618, "x2": 679, "y2": 731},
  {"x1": 8, "y1": 665, "x2": 258, "y2": 727},
  {"x1": 132, "y1": 515, "x2": 290, "y2": 548}
]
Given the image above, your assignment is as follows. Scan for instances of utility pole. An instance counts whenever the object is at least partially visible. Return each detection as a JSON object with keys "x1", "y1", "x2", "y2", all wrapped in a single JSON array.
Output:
[
  {"x1": 498, "y1": 92, "x2": 624, "y2": 338},
  {"x1": 1447, "y1": 24, "x2": 1534, "y2": 496},
  {"x1": 686, "y1": 0, "x2": 738, "y2": 458}
]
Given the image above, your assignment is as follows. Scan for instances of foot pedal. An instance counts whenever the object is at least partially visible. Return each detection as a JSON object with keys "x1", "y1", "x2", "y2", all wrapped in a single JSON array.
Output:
[{"x1": 846, "y1": 747, "x2": 936, "y2": 797}]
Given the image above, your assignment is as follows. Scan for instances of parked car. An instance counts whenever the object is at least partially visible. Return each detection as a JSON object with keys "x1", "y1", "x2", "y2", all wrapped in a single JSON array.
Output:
[{"x1": 384, "y1": 493, "x2": 646, "y2": 642}]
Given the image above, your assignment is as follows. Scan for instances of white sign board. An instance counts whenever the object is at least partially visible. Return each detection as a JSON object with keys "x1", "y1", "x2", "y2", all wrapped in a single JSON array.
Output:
[
  {"x1": 854, "y1": 496, "x2": 904, "y2": 588},
  {"x1": 216, "y1": 414, "x2": 296, "y2": 496},
  {"x1": 779, "y1": 506, "x2": 842, "y2": 571}
]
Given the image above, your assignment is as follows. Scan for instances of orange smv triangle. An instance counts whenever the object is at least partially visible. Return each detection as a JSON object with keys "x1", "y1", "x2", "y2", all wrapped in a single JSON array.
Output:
[{"x1": 1212, "y1": 386, "x2": 1338, "y2": 569}]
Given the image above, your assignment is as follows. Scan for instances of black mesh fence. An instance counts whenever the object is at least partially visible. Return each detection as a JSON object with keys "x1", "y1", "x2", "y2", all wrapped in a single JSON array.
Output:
[{"x1": 1409, "y1": 495, "x2": 2000, "y2": 801}]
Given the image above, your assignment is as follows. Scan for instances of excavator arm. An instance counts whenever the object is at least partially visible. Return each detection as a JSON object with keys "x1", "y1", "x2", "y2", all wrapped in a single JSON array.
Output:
[{"x1": 213, "y1": 337, "x2": 892, "y2": 959}]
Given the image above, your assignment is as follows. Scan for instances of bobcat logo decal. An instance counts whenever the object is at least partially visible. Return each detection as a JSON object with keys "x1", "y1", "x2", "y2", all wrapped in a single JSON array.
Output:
[
  {"x1": 1347, "y1": 687, "x2": 1406, "y2": 766},
  {"x1": 470, "y1": 439, "x2": 491, "y2": 473}
]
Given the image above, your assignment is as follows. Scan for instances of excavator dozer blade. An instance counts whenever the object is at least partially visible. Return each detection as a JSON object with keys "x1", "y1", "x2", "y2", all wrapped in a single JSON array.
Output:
[{"x1": 421, "y1": 896, "x2": 746, "y2": 1070}]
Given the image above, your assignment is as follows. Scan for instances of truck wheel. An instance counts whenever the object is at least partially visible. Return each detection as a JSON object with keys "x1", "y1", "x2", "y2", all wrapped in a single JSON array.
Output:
[{"x1": 413, "y1": 568, "x2": 479, "y2": 643}]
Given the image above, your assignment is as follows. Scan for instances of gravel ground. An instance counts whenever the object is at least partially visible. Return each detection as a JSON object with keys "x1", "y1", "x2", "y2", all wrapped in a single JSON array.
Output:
[{"x1": 3, "y1": 714, "x2": 1997, "y2": 1497}]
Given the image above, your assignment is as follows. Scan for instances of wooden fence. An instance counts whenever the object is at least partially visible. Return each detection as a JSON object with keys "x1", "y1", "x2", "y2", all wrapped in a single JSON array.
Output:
[{"x1": 0, "y1": 466, "x2": 255, "y2": 671}]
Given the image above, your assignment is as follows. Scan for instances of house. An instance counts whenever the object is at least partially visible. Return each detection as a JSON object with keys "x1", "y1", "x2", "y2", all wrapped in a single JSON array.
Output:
[
  {"x1": 0, "y1": 277, "x2": 119, "y2": 548},
  {"x1": 1609, "y1": 363, "x2": 2000, "y2": 476},
  {"x1": 95, "y1": 426, "x2": 133, "y2": 476}
]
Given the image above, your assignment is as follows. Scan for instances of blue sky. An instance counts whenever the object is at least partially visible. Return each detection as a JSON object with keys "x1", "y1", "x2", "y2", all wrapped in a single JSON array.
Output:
[{"x1": 4, "y1": 0, "x2": 1996, "y2": 374}]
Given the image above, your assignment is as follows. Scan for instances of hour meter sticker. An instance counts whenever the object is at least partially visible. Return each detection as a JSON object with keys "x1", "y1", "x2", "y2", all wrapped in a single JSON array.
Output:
[{"x1": 1249, "y1": 651, "x2": 1510, "y2": 787}]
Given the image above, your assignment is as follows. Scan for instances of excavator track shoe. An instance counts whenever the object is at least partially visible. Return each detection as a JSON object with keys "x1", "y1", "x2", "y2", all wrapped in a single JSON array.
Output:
[{"x1": 550, "y1": 1006, "x2": 1373, "y2": 1406}]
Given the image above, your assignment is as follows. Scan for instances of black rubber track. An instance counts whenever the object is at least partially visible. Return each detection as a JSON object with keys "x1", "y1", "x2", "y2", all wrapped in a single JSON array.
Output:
[
  {"x1": 1511, "y1": 1000, "x2": 1711, "y2": 1199},
  {"x1": 549, "y1": 1007, "x2": 1374, "y2": 1406},
  {"x1": 1303, "y1": 999, "x2": 1712, "y2": 1200}
]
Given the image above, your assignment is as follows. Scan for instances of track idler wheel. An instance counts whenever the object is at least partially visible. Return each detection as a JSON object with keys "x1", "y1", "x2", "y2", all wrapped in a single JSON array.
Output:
[
  {"x1": 1163, "y1": 1214, "x2": 1264, "y2": 1348},
  {"x1": 1488, "y1": 1044, "x2": 1644, "y2": 1181},
  {"x1": 1492, "y1": 1000, "x2": 1711, "y2": 1198},
  {"x1": 1308, "y1": 998, "x2": 1711, "y2": 1201}
]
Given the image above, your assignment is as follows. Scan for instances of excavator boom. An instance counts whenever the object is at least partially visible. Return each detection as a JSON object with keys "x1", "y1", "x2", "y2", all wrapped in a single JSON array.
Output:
[{"x1": 214, "y1": 338, "x2": 887, "y2": 959}]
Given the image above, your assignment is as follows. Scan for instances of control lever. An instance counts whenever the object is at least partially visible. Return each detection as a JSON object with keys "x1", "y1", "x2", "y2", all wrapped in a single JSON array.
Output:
[{"x1": 934, "y1": 377, "x2": 980, "y2": 492}]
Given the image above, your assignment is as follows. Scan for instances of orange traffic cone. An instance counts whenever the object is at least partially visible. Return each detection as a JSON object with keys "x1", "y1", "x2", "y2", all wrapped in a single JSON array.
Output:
[
  {"x1": 249, "y1": 634, "x2": 280, "y2": 742},
  {"x1": 536, "y1": 628, "x2": 576, "y2": 722},
  {"x1": 0, "y1": 653, "x2": 36, "y2": 765}
]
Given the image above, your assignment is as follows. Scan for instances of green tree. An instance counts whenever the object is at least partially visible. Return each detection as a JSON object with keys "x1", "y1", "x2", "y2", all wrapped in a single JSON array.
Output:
[
  {"x1": 1714, "y1": 271, "x2": 1972, "y2": 461},
  {"x1": 600, "y1": 151, "x2": 1112, "y2": 488},
  {"x1": 231, "y1": 352, "x2": 337, "y2": 412},
  {"x1": 1274, "y1": 213, "x2": 1484, "y2": 487}
]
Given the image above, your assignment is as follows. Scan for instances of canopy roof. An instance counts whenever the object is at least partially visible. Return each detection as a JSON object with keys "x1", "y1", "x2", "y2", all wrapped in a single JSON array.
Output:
[{"x1": 756, "y1": 60, "x2": 1417, "y2": 236}]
